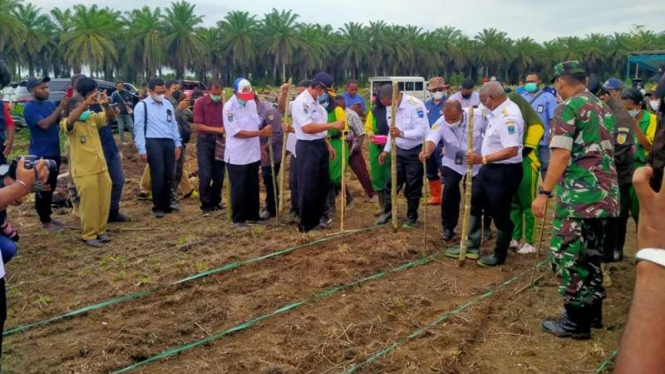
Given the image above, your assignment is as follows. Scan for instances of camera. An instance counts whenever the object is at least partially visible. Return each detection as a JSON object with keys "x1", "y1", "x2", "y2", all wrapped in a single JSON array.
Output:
[{"x1": 8, "y1": 156, "x2": 58, "y2": 180}]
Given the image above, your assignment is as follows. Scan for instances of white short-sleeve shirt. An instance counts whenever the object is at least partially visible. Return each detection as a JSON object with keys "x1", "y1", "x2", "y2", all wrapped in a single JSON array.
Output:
[
  {"x1": 383, "y1": 94, "x2": 429, "y2": 152},
  {"x1": 292, "y1": 90, "x2": 328, "y2": 141},
  {"x1": 223, "y1": 96, "x2": 262, "y2": 165},
  {"x1": 481, "y1": 99, "x2": 524, "y2": 164}
]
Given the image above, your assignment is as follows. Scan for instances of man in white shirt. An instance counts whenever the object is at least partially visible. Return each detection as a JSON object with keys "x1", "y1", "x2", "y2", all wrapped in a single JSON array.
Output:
[
  {"x1": 376, "y1": 84, "x2": 429, "y2": 228},
  {"x1": 420, "y1": 100, "x2": 487, "y2": 246},
  {"x1": 291, "y1": 73, "x2": 344, "y2": 232},
  {"x1": 465, "y1": 82, "x2": 525, "y2": 267},
  {"x1": 223, "y1": 78, "x2": 273, "y2": 231},
  {"x1": 450, "y1": 78, "x2": 481, "y2": 109}
]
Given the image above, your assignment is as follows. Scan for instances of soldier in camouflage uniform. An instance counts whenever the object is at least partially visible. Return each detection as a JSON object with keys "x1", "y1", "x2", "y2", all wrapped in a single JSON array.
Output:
[{"x1": 532, "y1": 61, "x2": 620, "y2": 340}]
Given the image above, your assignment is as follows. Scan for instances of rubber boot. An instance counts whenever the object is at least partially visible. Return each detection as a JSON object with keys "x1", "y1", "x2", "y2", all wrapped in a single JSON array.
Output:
[
  {"x1": 478, "y1": 229, "x2": 510, "y2": 267},
  {"x1": 542, "y1": 304, "x2": 592, "y2": 340},
  {"x1": 375, "y1": 192, "x2": 392, "y2": 225},
  {"x1": 403, "y1": 199, "x2": 419, "y2": 228},
  {"x1": 591, "y1": 300, "x2": 604, "y2": 329},
  {"x1": 375, "y1": 193, "x2": 385, "y2": 217},
  {"x1": 483, "y1": 214, "x2": 493, "y2": 240},
  {"x1": 445, "y1": 215, "x2": 482, "y2": 260},
  {"x1": 427, "y1": 180, "x2": 442, "y2": 205}
]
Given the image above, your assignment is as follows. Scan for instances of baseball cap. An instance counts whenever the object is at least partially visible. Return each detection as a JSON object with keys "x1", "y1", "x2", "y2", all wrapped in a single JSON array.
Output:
[
  {"x1": 233, "y1": 78, "x2": 254, "y2": 101},
  {"x1": 27, "y1": 76, "x2": 51, "y2": 91},
  {"x1": 461, "y1": 78, "x2": 475, "y2": 90},
  {"x1": 312, "y1": 72, "x2": 336, "y2": 97},
  {"x1": 602, "y1": 78, "x2": 624, "y2": 91},
  {"x1": 428, "y1": 77, "x2": 449, "y2": 91},
  {"x1": 297, "y1": 79, "x2": 311, "y2": 88},
  {"x1": 551, "y1": 61, "x2": 586, "y2": 83}
]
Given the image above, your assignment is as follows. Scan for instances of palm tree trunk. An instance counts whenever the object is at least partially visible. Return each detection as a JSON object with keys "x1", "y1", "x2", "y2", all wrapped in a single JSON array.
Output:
[{"x1": 281, "y1": 63, "x2": 286, "y2": 85}]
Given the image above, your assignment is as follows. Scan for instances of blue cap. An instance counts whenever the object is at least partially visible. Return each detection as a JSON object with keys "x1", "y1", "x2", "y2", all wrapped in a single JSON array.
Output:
[
  {"x1": 602, "y1": 78, "x2": 624, "y2": 91},
  {"x1": 26, "y1": 76, "x2": 51, "y2": 91}
]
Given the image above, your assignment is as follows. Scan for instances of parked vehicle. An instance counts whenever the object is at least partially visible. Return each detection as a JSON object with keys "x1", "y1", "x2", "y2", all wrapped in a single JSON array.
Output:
[
  {"x1": 368, "y1": 76, "x2": 427, "y2": 103},
  {"x1": 180, "y1": 80, "x2": 208, "y2": 100}
]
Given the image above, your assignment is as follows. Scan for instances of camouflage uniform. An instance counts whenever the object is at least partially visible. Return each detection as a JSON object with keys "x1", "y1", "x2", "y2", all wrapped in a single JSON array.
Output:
[{"x1": 549, "y1": 62, "x2": 620, "y2": 308}]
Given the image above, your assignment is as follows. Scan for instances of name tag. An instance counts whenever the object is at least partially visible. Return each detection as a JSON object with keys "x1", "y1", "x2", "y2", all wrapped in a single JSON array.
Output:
[{"x1": 537, "y1": 105, "x2": 544, "y2": 113}]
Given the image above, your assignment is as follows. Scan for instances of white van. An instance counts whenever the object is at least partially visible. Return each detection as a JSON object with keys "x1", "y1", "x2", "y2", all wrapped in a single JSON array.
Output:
[{"x1": 369, "y1": 76, "x2": 427, "y2": 103}]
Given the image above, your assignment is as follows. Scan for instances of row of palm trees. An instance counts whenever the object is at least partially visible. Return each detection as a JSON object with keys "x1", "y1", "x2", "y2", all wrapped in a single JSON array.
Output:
[{"x1": 2, "y1": 0, "x2": 664, "y2": 86}]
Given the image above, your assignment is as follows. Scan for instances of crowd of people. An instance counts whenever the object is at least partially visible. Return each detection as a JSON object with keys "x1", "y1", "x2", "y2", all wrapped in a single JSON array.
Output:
[{"x1": 1, "y1": 58, "x2": 664, "y2": 365}]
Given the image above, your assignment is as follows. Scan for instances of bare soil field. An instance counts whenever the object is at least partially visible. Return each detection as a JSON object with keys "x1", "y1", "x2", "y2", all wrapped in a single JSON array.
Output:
[{"x1": 1, "y1": 135, "x2": 633, "y2": 374}]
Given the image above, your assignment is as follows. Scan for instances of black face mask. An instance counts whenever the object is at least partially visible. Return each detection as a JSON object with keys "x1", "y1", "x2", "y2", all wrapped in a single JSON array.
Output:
[{"x1": 461, "y1": 93, "x2": 472, "y2": 100}]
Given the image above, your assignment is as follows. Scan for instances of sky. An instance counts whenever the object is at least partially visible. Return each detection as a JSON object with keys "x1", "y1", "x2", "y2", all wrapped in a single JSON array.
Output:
[{"x1": 28, "y1": 0, "x2": 665, "y2": 42}]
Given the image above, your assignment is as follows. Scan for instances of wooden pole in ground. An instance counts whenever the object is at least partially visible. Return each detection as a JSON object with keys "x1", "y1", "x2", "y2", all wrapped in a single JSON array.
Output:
[
  {"x1": 225, "y1": 164, "x2": 231, "y2": 221},
  {"x1": 340, "y1": 130, "x2": 347, "y2": 232},
  {"x1": 390, "y1": 81, "x2": 399, "y2": 232},
  {"x1": 422, "y1": 141, "x2": 428, "y2": 252},
  {"x1": 278, "y1": 78, "x2": 293, "y2": 219},
  {"x1": 530, "y1": 200, "x2": 549, "y2": 286},
  {"x1": 458, "y1": 109, "x2": 475, "y2": 267},
  {"x1": 268, "y1": 137, "x2": 279, "y2": 226}
]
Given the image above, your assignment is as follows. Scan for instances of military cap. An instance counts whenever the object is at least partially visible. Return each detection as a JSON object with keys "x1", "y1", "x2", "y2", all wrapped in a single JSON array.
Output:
[{"x1": 551, "y1": 61, "x2": 586, "y2": 83}]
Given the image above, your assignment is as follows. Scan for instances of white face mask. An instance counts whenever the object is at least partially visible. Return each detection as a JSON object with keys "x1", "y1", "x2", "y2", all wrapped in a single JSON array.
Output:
[
  {"x1": 446, "y1": 119, "x2": 461, "y2": 127},
  {"x1": 479, "y1": 103, "x2": 493, "y2": 117},
  {"x1": 628, "y1": 109, "x2": 640, "y2": 118},
  {"x1": 651, "y1": 100, "x2": 661, "y2": 112},
  {"x1": 152, "y1": 93, "x2": 165, "y2": 102},
  {"x1": 432, "y1": 91, "x2": 445, "y2": 101}
]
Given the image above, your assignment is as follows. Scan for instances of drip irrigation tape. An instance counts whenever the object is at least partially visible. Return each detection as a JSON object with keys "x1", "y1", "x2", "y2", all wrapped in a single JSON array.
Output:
[
  {"x1": 594, "y1": 349, "x2": 618, "y2": 373},
  {"x1": 5, "y1": 226, "x2": 378, "y2": 337},
  {"x1": 341, "y1": 260, "x2": 548, "y2": 374},
  {"x1": 110, "y1": 252, "x2": 442, "y2": 373}
]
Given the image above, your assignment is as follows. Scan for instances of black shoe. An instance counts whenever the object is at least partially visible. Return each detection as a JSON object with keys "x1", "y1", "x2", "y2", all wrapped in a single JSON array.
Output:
[
  {"x1": 375, "y1": 212, "x2": 392, "y2": 225},
  {"x1": 83, "y1": 239, "x2": 105, "y2": 248},
  {"x1": 108, "y1": 211, "x2": 130, "y2": 223},
  {"x1": 542, "y1": 305, "x2": 591, "y2": 340},
  {"x1": 213, "y1": 204, "x2": 224, "y2": 211},
  {"x1": 154, "y1": 210, "x2": 165, "y2": 219},
  {"x1": 169, "y1": 203, "x2": 181, "y2": 213},
  {"x1": 477, "y1": 253, "x2": 506, "y2": 267},
  {"x1": 442, "y1": 229, "x2": 454, "y2": 242},
  {"x1": 97, "y1": 234, "x2": 112, "y2": 243},
  {"x1": 202, "y1": 209, "x2": 212, "y2": 217},
  {"x1": 591, "y1": 300, "x2": 604, "y2": 329},
  {"x1": 259, "y1": 209, "x2": 272, "y2": 221}
]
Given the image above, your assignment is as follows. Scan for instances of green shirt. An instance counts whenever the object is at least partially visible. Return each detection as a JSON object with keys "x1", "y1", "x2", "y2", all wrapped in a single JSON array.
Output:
[
  {"x1": 634, "y1": 110, "x2": 658, "y2": 166},
  {"x1": 549, "y1": 92, "x2": 619, "y2": 219}
]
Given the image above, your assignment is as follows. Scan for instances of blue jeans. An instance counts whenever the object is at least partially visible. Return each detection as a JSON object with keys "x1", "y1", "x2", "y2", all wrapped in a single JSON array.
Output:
[
  {"x1": 105, "y1": 151, "x2": 125, "y2": 212},
  {"x1": 0, "y1": 236, "x2": 17, "y2": 264},
  {"x1": 116, "y1": 114, "x2": 134, "y2": 142},
  {"x1": 538, "y1": 145, "x2": 550, "y2": 178}
]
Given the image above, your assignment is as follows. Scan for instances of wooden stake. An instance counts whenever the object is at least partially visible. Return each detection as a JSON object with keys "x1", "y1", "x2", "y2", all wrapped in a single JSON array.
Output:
[
  {"x1": 278, "y1": 78, "x2": 293, "y2": 218},
  {"x1": 390, "y1": 81, "x2": 399, "y2": 232},
  {"x1": 530, "y1": 200, "x2": 549, "y2": 286},
  {"x1": 422, "y1": 142, "x2": 428, "y2": 253},
  {"x1": 268, "y1": 138, "x2": 279, "y2": 226},
  {"x1": 224, "y1": 164, "x2": 231, "y2": 221},
  {"x1": 458, "y1": 109, "x2": 475, "y2": 267},
  {"x1": 341, "y1": 133, "x2": 347, "y2": 232}
]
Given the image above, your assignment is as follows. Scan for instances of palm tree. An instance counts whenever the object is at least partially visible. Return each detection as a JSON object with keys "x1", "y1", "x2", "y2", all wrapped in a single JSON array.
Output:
[
  {"x1": 338, "y1": 22, "x2": 369, "y2": 79},
  {"x1": 12, "y1": 4, "x2": 52, "y2": 76},
  {"x1": 512, "y1": 37, "x2": 542, "y2": 80},
  {"x1": 296, "y1": 24, "x2": 332, "y2": 78},
  {"x1": 432, "y1": 26, "x2": 463, "y2": 78},
  {"x1": 218, "y1": 11, "x2": 257, "y2": 77},
  {"x1": 49, "y1": 7, "x2": 74, "y2": 77},
  {"x1": 60, "y1": 5, "x2": 119, "y2": 76},
  {"x1": 261, "y1": 8, "x2": 302, "y2": 83},
  {"x1": 162, "y1": 0, "x2": 203, "y2": 79},
  {"x1": 196, "y1": 27, "x2": 223, "y2": 80},
  {"x1": 0, "y1": 0, "x2": 26, "y2": 53},
  {"x1": 125, "y1": 6, "x2": 164, "y2": 80},
  {"x1": 475, "y1": 28, "x2": 512, "y2": 78}
]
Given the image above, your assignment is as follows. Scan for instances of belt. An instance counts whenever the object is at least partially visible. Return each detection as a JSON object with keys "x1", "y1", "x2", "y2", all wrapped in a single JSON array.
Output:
[{"x1": 198, "y1": 134, "x2": 218, "y2": 139}]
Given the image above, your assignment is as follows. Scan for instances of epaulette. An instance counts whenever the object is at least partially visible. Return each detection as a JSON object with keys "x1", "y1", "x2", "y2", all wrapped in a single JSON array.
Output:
[{"x1": 407, "y1": 97, "x2": 419, "y2": 106}]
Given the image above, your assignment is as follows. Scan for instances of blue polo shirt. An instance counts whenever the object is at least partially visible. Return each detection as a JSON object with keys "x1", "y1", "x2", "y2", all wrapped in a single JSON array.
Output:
[
  {"x1": 340, "y1": 92, "x2": 367, "y2": 113},
  {"x1": 425, "y1": 99, "x2": 445, "y2": 127},
  {"x1": 520, "y1": 90, "x2": 557, "y2": 145},
  {"x1": 90, "y1": 104, "x2": 119, "y2": 158},
  {"x1": 23, "y1": 100, "x2": 61, "y2": 157}
]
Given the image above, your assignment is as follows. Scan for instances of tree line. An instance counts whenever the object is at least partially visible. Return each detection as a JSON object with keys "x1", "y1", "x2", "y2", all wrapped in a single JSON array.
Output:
[{"x1": 1, "y1": 0, "x2": 664, "y2": 86}]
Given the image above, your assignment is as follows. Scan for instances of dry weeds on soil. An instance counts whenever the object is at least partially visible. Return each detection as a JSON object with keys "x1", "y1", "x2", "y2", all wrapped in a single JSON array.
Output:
[{"x1": 1, "y1": 136, "x2": 634, "y2": 374}]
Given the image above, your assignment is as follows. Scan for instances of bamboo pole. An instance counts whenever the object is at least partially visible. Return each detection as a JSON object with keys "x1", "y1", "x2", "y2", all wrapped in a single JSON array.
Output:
[
  {"x1": 390, "y1": 81, "x2": 399, "y2": 232},
  {"x1": 530, "y1": 200, "x2": 549, "y2": 286},
  {"x1": 458, "y1": 109, "x2": 475, "y2": 267},
  {"x1": 422, "y1": 141, "x2": 428, "y2": 252},
  {"x1": 278, "y1": 78, "x2": 293, "y2": 218},
  {"x1": 225, "y1": 165, "x2": 231, "y2": 221},
  {"x1": 341, "y1": 131, "x2": 347, "y2": 232},
  {"x1": 268, "y1": 138, "x2": 279, "y2": 226}
]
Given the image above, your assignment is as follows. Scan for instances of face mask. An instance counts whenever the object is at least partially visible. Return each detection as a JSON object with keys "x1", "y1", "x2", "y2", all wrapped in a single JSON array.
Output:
[
  {"x1": 651, "y1": 100, "x2": 661, "y2": 112},
  {"x1": 432, "y1": 91, "x2": 445, "y2": 100},
  {"x1": 210, "y1": 95, "x2": 221, "y2": 102},
  {"x1": 237, "y1": 98, "x2": 247, "y2": 107},
  {"x1": 152, "y1": 94, "x2": 164, "y2": 102},
  {"x1": 629, "y1": 109, "x2": 640, "y2": 117},
  {"x1": 479, "y1": 104, "x2": 493, "y2": 117},
  {"x1": 525, "y1": 83, "x2": 538, "y2": 93},
  {"x1": 461, "y1": 93, "x2": 472, "y2": 100},
  {"x1": 79, "y1": 110, "x2": 91, "y2": 122},
  {"x1": 318, "y1": 92, "x2": 329, "y2": 103},
  {"x1": 321, "y1": 101, "x2": 329, "y2": 109},
  {"x1": 446, "y1": 119, "x2": 461, "y2": 127}
]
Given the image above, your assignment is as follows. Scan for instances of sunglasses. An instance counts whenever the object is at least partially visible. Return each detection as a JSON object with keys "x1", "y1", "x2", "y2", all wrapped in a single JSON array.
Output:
[{"x1": 430, "y1": 87, "x2": 447, "y2": 93}]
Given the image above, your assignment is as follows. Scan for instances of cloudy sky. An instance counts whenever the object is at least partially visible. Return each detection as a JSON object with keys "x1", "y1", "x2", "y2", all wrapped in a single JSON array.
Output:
[{"x1": 29, "y1": 0, "x2": 665, "y2": 42}]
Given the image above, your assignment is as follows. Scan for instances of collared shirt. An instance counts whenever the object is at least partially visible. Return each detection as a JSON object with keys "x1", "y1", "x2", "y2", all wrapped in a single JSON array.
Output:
[
  {"x1": 481, "y1": 99, "x2": 524, "y2": 164},
  {"x1": 450, "y1": 91, "x2": 481, "y2": 109},
  {"x1": 223, "y1": 96, "x2": 261, "y2": 165},
  {"x1": 341, "y1": 92, "x2": 367, "y2": 113},
  {"x1": 384, "y1": 94, "x2": 429, "y2": 152},
  {"x1": 427, "y1": 108, "x2": 487, "y2": 176},
  {"x1": 520, "y1": 90, "x2": 557, "y2": 145},
  {"x1": 292, "y1": 90, "x2": 328, "y2": 141},
  {"x1": 345, "y1": 108, "x2": 365, "y2": 152},
  {"x1": 286, "y1": 101, "x2": 297, "y2": 157},
  {"x1": 635, "y1": 110, "x2": 658, "y2": 166},
  {"x1": 61, "y1": 112, "x2": 108, "y2": 178},
  {"x1": 133, "y1": 97, "x2": 182, "y2": 154},
  {"x1": 23, "y1": 100, "x2": 61, "y2": 157},
  {"x1": 425, "y1": 99, "x2": 445, "y2": 127},
  {"x1": 258, "y1": 101, "x2": 283, "y2": 167}
]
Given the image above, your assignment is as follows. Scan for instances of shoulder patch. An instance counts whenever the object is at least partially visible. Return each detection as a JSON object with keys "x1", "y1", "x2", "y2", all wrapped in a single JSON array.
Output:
[
  {"x1": 417, "y1": 108, "x2": 425, "y2": 118},
  {"x1": 507, "y1": 123, "x2": 516, "y2": 135},
  {"x1": 302, "y1": 102, "x2": 309, "y2": 114},
  {"x1": 227, "y1": 113, "x2": 234, "y2": 123}
]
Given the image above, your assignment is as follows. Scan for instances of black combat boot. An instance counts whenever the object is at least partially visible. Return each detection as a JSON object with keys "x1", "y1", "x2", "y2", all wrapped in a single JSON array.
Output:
[
  {"x1": 478, "y1": 229, "x2": 510, "y2": 267},
  {"x1": 542, "y1": 304, "x2": 592, "y2": 340},
  {"x1": 403, "y1": 199, "x2": 419, "y2": 228},
  {"x1": 591, "y1": 300, "x2": 604, "y2": 329},
  {"x1": 375, "y1": 192, "x2": 392, "y2": 225}
]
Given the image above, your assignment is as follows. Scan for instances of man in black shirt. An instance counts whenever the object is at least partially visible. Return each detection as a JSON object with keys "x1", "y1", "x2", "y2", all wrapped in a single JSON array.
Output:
[{"x1": 112, "y1": 81, "x2": 134, "y2": 143}]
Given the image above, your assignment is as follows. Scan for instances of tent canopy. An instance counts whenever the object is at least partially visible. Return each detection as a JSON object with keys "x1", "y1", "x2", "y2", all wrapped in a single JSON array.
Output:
[{"x1": 627, "y1": 50, "x2": 665, "y2": 81}]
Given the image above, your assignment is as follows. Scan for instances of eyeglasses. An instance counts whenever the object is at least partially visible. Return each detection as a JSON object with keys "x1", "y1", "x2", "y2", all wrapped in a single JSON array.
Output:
[{"x1": 430, "y1": 88, "x2": 446, "y2": 93}]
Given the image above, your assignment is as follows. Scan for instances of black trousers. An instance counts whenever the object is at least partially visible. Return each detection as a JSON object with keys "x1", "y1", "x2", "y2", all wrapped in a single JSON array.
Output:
[
  {"x1": 228, "y1": 161, "x2": 260, "y2": 223},
  {"x1": 261, "y1": 162, "x2": 281, "y2": 216},
  {"x1": 171, "y1": 143, "x2": 186, "y2": 203},
  {"x1": 383, "y1": 146, "x2": 424, "y2": 219},
  {"x1": 441, "y1": 166, "x2": 464, "y2": 231},
  {"x1": 603, "y1": 182, "x2": 631, "y2": 263},
  {"x1": 35, "y1": 156, "x2": 61, "y2": 223},
  {"x1": 146, "y1": 138, "x2": 175, "y2": 213},
  {"x1": 289, "y1": 155, "x2": 299, "y2": 214},
  {"x1": 296, "y1": 139, "x2": 329, "y2": 232},
  {"x1": 0, "y1": 278, "x2": 5, "y2": 359},
  {"x1": 197, "y1": 136, "x2": 225, "y2": 211},
  {"x1": 470, "y1": 163, "x2": 522, "y2": 236}
]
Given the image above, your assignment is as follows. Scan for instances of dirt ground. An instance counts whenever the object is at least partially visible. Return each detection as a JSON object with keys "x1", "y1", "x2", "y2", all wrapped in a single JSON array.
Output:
[{"x1": 1, "y1": 135, "x2": 634, "y2": 374}]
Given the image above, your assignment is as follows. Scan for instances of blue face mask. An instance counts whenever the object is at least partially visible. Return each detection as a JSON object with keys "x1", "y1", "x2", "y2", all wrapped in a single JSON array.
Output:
[
  {"x1": 525, "y1": 82, "x2": 538, "y2": 93},
  {"x1": 318, "y1": 93, "x2": 329, "y2": 104},
  {"x1": 79, "y1": 110, "x2": 91, "y2": 122}
]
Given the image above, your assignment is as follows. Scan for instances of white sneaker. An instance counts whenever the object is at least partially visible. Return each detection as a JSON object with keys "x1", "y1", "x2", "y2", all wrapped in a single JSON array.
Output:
[
  {"x1": 518, "y1": 243, "x2": 536, "y2": 254},
  {"x1": 510, "y1": 240, "x2": 520, "y2": 249}
]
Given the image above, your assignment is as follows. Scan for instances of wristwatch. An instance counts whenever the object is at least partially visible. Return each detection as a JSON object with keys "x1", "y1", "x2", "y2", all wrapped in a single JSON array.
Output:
[
  {"x1": 482, "y1": 156, "x2": 488, "y2": 165},
  {"x1": 538, "y1": 188, "x2": 553, "y2": 198}
]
